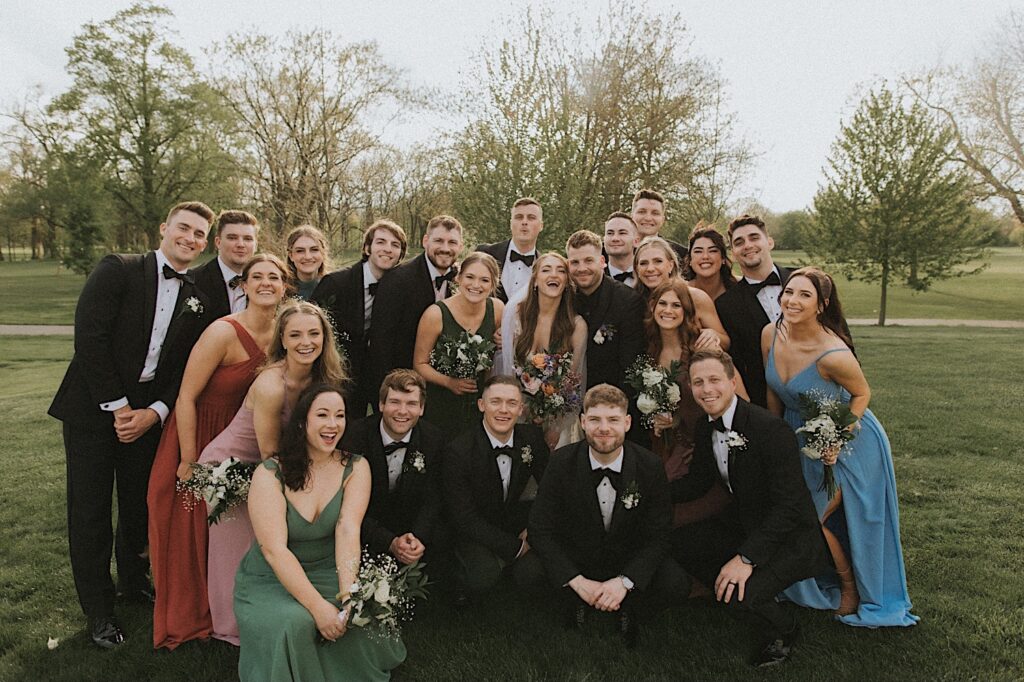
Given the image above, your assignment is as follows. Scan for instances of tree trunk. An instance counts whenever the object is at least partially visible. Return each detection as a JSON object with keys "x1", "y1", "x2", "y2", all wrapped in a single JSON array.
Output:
[{"x1": 878, "y1": 260, "x2": 889, "y2": 326}]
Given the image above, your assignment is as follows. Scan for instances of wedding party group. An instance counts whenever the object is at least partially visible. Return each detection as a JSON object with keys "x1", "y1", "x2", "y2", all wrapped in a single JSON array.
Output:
[{"x1": 48, "y1": 190, "x2": 918, "y2": 680}]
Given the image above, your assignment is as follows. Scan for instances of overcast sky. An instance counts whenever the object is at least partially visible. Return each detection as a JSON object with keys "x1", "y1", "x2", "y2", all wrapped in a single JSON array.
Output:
[{"x1": 1, "y1": 0, "x2": 1018, "y2": 211}]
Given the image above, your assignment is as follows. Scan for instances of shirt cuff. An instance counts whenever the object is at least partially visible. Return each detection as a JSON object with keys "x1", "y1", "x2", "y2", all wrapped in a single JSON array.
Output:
[
  {"x1": 148, "y1": 401, "x2": 170, "y2": 424},
  {"x1": 100, "y1": 397, "x2": 129, "y2": 412}
]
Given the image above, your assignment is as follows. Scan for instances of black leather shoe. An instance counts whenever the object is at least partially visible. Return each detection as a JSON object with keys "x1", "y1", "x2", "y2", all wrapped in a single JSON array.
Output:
[
  {"x1": 117, "y1": 584, "x2": 156, "y2": 605},
  {"x1": 90, "y1": 617, "x2": 125, "y2": 649},
  {"x1": 751, "y1": 625, "x2": 799, "y2": 667},
  {"x1": 618, "y1": 609, "x2": 638, "y2": 649}
]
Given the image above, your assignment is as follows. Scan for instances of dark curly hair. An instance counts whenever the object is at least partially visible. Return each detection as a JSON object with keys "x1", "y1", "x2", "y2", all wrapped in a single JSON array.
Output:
[
  {"x1": 682, "y1": 223, "x2": 736, "y2": 291},
  {"x1": 276, "y1": 384, "x2": 349, "y2": 491}
]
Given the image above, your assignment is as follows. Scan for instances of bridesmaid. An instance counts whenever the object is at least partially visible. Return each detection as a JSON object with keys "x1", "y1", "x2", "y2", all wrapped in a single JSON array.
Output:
[
  {"x1": 286, "y1": 225, "x2": 330, "y2": 300},
  {"x1": 148, "y1": 253, "x2": 289, "y2": 650},
  {"x1": 682, "y1": 224, "x2": 737, "y2": 301},
  {"x1": 634, "y1": 236, "x2": 730, "y2": 350},
  {"x1": 198, "y1": 299, "x2": 347, "y2": 644},
  {"x1": 413, "y1": 252, "x2": 503, "y2": 436}
]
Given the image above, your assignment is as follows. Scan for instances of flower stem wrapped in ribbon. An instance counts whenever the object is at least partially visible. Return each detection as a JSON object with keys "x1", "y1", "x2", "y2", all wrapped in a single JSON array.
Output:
[{"x1": 795, "y1": 390, "x2": 859, "y2": 499}]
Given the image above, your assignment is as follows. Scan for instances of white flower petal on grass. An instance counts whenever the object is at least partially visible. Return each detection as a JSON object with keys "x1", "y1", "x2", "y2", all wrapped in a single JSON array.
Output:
[{"x1": 47, "y1": 637, "x2": 59, "y2": 650}]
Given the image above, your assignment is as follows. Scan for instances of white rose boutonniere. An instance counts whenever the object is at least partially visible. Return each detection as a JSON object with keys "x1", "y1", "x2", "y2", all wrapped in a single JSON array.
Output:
[
  {"x1": 520, "y1": 445, "x2": 533, "y2": 465},
  {"x1": 620, "y1": 481, "x2": 641, "y2": 509},
  {"x1": 593, "y1": 324, "x2": 616, "y2": 345},
  {"x1": 410, "y1": 451, "x2": 426, "y2": 473},
  {"x1": 725, "y1": 430, "x2": 748, "y2": 453},
  {"x1": 178, "y1": 296, "x2": 204, "y2": 318}
]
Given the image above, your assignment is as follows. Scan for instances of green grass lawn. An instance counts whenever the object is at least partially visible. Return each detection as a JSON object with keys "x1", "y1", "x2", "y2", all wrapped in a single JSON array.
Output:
[
  {"x1": 2, "y1": 248, "x2": 1022, "y2": 326},
  {"x1": 1, "y1": 328, "x2": 1022, "y2": 681}
]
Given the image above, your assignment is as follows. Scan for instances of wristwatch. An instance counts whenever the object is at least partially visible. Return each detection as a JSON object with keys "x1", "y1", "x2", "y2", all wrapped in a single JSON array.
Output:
[
  {"x1": 618, "y1": 575, "x2": 635, "y2": 592},
  {"x1": 739, "y1": 555, "x2": 756, "y2": 567}
]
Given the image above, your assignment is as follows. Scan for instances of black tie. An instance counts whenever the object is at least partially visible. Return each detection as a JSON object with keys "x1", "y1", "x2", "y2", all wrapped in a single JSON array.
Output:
[
  {"x1": 367, "y1": 282, "x2": 379, "y2": 297},
  {"x1": 509, "y1": 251, "x2": 535, "y2": 267},
  {"x1": 710, "y1": 417, "x2": 727, "y2": 433},
  {"x1": 383, "y1": 441, "x2": 407, "y2": 456},
  {"x1": 612, "y1": 271, "x2": 633, "y2": 283},
  {"x1": 434, "y1": 270, "x2": 455, "y2": 290},
  {"x1": 228, "y1": 275, "x2": 243, "y2": 289},
  {"x1": 748, "y1": 271, "x2": 781, "y2": 292},
  {"x1": 163, "y1": 264, "x2": 195, "y2": 285},
  {"x1": 592, "y1": 467, "x2": 621, "y2": 491},
  {"x1": 492, "y1": 445, "x2": 515, "y2": 459}
]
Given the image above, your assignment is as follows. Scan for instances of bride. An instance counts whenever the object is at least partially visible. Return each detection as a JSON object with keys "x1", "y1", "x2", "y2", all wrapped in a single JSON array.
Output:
[{"x1": 499, "y1": 252, "x2": 588, "y2": 449}]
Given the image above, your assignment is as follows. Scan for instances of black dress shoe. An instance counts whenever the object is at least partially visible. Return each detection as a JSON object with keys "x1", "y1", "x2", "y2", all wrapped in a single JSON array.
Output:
[
  {"x1": 751, "y1": 625, "x2": 799, "y2": 668},
  {"x1": 90, "y1": 617, "x2": 125, "y2": 649},
  {"x1": 618, "y1": 609, "x2": 638, "y2": 649},
  {"x1": 117, "y1": 584, "x2": 156, "y2": 604}
]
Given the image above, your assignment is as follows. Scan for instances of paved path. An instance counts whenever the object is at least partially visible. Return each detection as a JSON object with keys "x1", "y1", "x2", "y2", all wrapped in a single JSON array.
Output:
[{"x1": 0, "y1": 325, "x2": 74, "y2": 335}]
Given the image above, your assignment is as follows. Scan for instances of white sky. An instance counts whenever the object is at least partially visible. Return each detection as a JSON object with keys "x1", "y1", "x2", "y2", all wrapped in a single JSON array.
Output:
[{"x1": 1, "y1": 0, "x2": 1019, "y2": 211}]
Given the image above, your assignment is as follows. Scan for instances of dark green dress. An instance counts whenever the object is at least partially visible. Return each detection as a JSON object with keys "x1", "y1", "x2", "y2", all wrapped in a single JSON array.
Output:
[
  {"x1": 234, "y1": 458, "x2": 406, "y2": 681},
  {"x1": 423, "y1": 299, "x2": 496, "y2": 438}
]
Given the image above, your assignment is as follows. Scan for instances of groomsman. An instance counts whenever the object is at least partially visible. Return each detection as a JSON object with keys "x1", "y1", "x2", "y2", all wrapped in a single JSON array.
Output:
[
  {"x1": 192, "y1": 210, "x2": 258, "y2": 323},
  {"x1": 713, "y1": 214, "x2": 790, "y2": 407},
  {"x1": 602, "y1": 212, "x2": 640, "y2": 287},
  {"x1": 48, "y1": 201, "x2": 214, "y2": 648},
  {"x1": 674, "y1": 350, "x2": 830, "y2": 667},
  {"x1": 529, "y1": 384, "x2": 690, "y2": 647},
  {"x1": 475, "y1": 197, "x2": 543, "y2": 302},
  {"x1": 312, "y1": 219, "x2": 407, "y2": 417},
  {"x1": 341, "y1": 370, "x2": 443, "y2": 566},
  {"x1": 630, "y1": 189, "x2": 687, "y2": 263},
  {"x1": 369, "y1": 215, "x2": 462, "y2": 404},
  {"x1": 443, "y1": 376, "x2": 550, "y2": 598}
]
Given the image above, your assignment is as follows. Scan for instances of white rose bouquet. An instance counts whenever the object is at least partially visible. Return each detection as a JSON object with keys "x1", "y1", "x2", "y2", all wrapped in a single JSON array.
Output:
[
  {"x1": 430, "y1": 330, "x2": 496, "y2": 379},
  {"x1": 338, "y1": 552, "x2": 429, "y2": 641},
  {"x1": 176, "y1": 457, "x2": 258, "y2": 525},
  {"x1": 625, "y1": 356, "x2": 683, "y2": 429},
  {"x1": 795, "y1": 390, "x2": 859, "y2": 499}
]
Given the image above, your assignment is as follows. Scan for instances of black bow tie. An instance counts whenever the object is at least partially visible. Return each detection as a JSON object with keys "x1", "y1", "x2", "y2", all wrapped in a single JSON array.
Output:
[
  {"x1": 163, "y1": 264, "x2": 195, "y2": 285},
  {"x1": 367, "y1": 282, "x2": 379, "y2": 296},
  {"x1": 383, "y1": 441, "x2": 408, "y2": 456},
  {"x1": 592, "y1": 467, "x2": 621, "y2": 490},
  {"x1": 492, "y1": 445, "x2": 515, "y2": 459},
  {"x1": 747, "y1": 271, "x2": 781, "y2": 292},
  {"x1": 710, "y1": 417, "x2": 728, "y2": 433},
  {"x1": 612, "y1": 270, "x2": 633, "y2": 283},
  {"x1": 509, "y1": 251, "x2": 535, "y2": 266},
  {"x1": 434, "y1": 270, "x2": 455, "y2": 290},
  {"x1": 228, "y1": 275, "x2": 243, "y2": 289}
]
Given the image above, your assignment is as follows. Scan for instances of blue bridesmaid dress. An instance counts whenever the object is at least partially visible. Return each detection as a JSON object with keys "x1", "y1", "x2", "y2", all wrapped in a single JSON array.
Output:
[{"x1": 765, "y1": 332, "x2": 919, "y2": 628}]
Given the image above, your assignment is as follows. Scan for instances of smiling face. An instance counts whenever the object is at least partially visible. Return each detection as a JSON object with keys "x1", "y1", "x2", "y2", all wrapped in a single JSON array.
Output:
[
  {"x1": 159, "y1": 210, "x2": 210, "y2": 271},
  {"x1": 288, "y1": 236, "x2": 324, "y2": 282},
  {"x1": 632, "y1": 198, "x2": 665, "y2": 237},
  {"x1": 635, "y1": 243, "x2": 677, "y2": 290},
  {"x1": 604, "y1": 217, "x2": 639, "y2": 259},
  {"x1": 478, "y1": 382, "x2": 524, "y2": 441},
  {"x1": 282, "y1": 312, "x2": 324, "y2": 367},
  {"x1": 653, "y1": 289, "x2": 686, "y2": 332},
  {"x1": 510, "y1": 202, "x2": 543, "y2": 249},
  {"x1": 780, "y1": 274, "x2": 821, "y2": 325},
  {"x1": 532, "y1": 254, "x2": 569, "y2": 300},
  {"x1": 305, "y1": 391, "x2": 346, "y2": 455},
  {"x1": 457, "y1": 261, "x2": 496, "y2": 303},
  {"x1": 730, "y1": 224, "x2": 774, "y2": 273},
  {"x1": 366, "y1": 227, "x2": 403, "y2": 274},
  {"x1": 422, "y1": 226, "x2": 462, "y2": 271},
  {"x1": 566, "y1": 243, "x2": 606, "y2": 295},
  {"x1": 241, "y1": 260, "x2": 287, "y2": 308},
  {"x1": 689, "y1": 357, "x2": 737, "y2": 419},
  {"x1": 688, "y1": 236, "x2": 724, "y2": 280},
  {"x1": 581, "y1": 403, "x2": 631, "y2": 456},
  {"x1": 216, "y1": 223, "x2": 258, "y2": 271},
  {"x1": 380, "y1": 386, "x2": 424, "y2": 440}
]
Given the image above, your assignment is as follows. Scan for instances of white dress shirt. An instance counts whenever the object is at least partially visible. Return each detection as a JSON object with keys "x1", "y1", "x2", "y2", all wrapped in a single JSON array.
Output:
[
  {"x1": 711, "y1": 395, "x2": 740, "y2": 493},
  {"x1": 501, "y1": 242, "x2": 536, "y2": 301},
  {"x1": 425, "y1": 258, "x2": 452, "y2": 302},
  {"x1": 745, "y1": 265, "x2": 782, "y2": 322},
  {"x1": 484, "y1": 426, "x2": 514, "y2": 501},
  {"x1": 589, "y1": 447, "x2": 624, "y2": 531},
  {"x1": 607, "y1": 264, "x2": 635, "y2": 288},
  {"x1": 362, "y1": 261, "x2": 379, "y2": 333},
  {"x1": 217, "y1": 257, "x2": 247, "y2": 314},
  {"x1": 380, "y1": 421, "x2": 412, "y2": 492}
]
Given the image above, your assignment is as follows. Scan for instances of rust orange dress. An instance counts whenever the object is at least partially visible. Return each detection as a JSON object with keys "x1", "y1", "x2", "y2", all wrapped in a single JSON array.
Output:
[{"x1": 147, "y1": 318, "x2": 265, "y2": 650}]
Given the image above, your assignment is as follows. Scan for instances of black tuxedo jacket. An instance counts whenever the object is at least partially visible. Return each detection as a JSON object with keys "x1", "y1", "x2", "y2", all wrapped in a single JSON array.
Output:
[
  {"x1": 474, "y1": 239, "x2": 511, "y2": 303},
  {"x1": 368, "y1": 254, "x2": 448, "y2": 400},
  {"x1": 311, "y1": 262, "x2": 372, "y2": 409},
  {"x1": 672, "y1": 398, "x2": 830, "y2": 582},
  {"x1": 192, "y1": 257, "x2": 232, "y2": 325},
  {"x1": 714, "y1": 266, "x2": 791, "y2": 407},
  {"x1": 443, "y1": 422, "x2": 550, "y2": 562},
  {"x1": 529, "y1": 440, "x2": 672, "y2": 591},
  {"x1": 574, "y1": 275, "x2": 644, "y2": 390},
  {"x1": 341, "y1": 414, "x2": 444, "y2": 555},
  {"x1": 48, "y1": 252, "x2": 210, "y2": 428}
]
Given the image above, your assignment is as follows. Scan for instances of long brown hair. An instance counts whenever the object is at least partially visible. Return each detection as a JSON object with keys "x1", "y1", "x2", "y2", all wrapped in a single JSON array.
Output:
[
  {"x1": 285, "y1": 225, "x2": 331, "y2": 279},
  {"x1": 778, "y1": 267, "x2": 856, "y2": 357},
  {"x1": 277, "y1": 384, "x2": 350, "y2": 492},
  {"x1": 644, "y1": 279, "x2": 702, "y2": 361},
  {"x1": 262, "y1": 299, "x2": 348, "y2": 387},
  {"x1": 683, "y1": 223, "x2": 736, "y2": 291},
  {"x1": 241, "y1": 253, "x2": 294, "y2": 298},
  {"x1": 514, "y1": 252, "x2": 577, "y2": 362}
]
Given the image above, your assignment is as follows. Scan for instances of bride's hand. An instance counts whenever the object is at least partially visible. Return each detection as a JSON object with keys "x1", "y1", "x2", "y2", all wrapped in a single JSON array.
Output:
[
  {"x1": 543, "y1": 428, "x2": 560, "y2": 451},
  {"x1": 448, "y1": 378, "x2": 478, "y2": 395}
]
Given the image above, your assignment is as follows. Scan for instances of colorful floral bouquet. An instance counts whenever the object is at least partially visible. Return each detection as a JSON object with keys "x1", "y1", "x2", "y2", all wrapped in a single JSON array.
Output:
[
  {"x1": 176, "y1": 457, "x2": 258, "y2": 525},
  {"x1": 625, "y1": 356, "x2": 683, "y2": 429},
  {"x1": 339, "y1": 552, "x2": 429, "y2": 641},
  {"x1": 517, "y1": 351, "x2": 582, "y2": 427},
  {"x1": 795, "y1": 390, "x2": 859, "y2": 499},
  {"x1": 430, "y1": 330, "x2": 496, "y2": 379}
]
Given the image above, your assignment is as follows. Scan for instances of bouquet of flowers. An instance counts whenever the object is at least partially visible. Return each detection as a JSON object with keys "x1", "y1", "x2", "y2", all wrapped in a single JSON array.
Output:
[
  {"x1": 176, "y1": 457, "x2": 258, "y2": 525},
  {"x1": 339, "y1": 552, "x2": 429, "y2": 641},
  {"x1": 430, "y1": 330, "x2": 496, "y2": 379},
  {"x1": 625, "y1": 356, "x2": 683, "y2": 429},
  {"x1": 517, "y1": 351, "x2": 582, "y2": 427},
  {"x1": 795, "y1": 390, "x2": 859, "y2": 499}
]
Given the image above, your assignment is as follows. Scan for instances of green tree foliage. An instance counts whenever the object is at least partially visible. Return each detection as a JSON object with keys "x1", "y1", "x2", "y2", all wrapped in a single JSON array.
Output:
[
  {"x1": 446, "y1": 2, "x2": 752, "y2": 248},
  {"x1": 810, "y1": 84, "x2": 985, "y2": 325}
]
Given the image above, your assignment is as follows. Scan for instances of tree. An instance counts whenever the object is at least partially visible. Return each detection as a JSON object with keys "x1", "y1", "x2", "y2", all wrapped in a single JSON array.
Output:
[{"x1": 809, "y1": 84, "x2": 985, "y2": 326}]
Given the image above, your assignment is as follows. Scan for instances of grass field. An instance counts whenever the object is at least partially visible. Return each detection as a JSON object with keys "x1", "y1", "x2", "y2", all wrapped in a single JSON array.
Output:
[
  {"x1": 1, "y1": 327, "x2": 1022, "y2": 681},
  {"x1": 2, "y1": 248, "x2": 1021, "y2": 326}
]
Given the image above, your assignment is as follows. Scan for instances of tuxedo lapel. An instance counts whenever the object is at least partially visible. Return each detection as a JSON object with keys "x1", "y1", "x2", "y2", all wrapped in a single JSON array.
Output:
[
  {"x1": 727, "y1": 400, "x2": 751, "y2": 491},
  {"x1": 477, "y1": 426, "x2": 506, "y2": 505},
  {"x1": 739, "y1": 280, "x2": 770, "y2": 331},
  {"x1": 397, "y1": 424, "x2": 423, "y2": 495},
  {"x1": 366, "y1": 417, "x2": 390, "y2": 501},
  {"x1": 160, "y1": 281, "x2": 198, "y2": 365},
  {"x1": 575, "y1": 445, "x2": 606, "y2": 533},
  {"x1": 588, "y1": 277, "x2": 615, "y2": 330},
  {"x1": 351, "y1": 265, "x2": 366, "y2": 339},
  {"x1": 607, "y1": 447, "x2": 636, "y2": 536},
  {"x1": 143, "y1": 252, "x2": 158, "y2": 340}
]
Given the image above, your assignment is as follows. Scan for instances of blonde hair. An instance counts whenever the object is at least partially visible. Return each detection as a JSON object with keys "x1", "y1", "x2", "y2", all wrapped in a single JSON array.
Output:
[{"x1": 263, "y1": 299, "x2": 347, "y2": 388}]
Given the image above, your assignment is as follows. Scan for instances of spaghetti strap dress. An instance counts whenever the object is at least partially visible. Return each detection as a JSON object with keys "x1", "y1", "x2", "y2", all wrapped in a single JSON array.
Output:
[
  {"x1": 148, "y1": 318, "x2": 265, "y2": 649},
  {"x1": 765, "y1": 328, "x2": 918, "y2": 627}
]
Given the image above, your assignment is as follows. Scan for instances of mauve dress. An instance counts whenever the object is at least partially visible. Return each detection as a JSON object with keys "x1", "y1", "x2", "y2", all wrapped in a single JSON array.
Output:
[{"x1": 148, "y1": 318, "x2": 265, "y2": 649}]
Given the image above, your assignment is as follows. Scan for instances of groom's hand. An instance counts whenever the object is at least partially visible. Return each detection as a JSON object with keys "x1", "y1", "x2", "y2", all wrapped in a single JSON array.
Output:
[
  {"x1": 594, "y1": 577, "x2": 627, "y2": 612},
  {"x1": 715, "y1": 555, "x2": 754, "y2": 604},
  {"x1": 568, "y1": 575, "x2": 603, "y2": 607},
  {"x1": 114, "y1": 408, "x2": 159, "y2": 443}
]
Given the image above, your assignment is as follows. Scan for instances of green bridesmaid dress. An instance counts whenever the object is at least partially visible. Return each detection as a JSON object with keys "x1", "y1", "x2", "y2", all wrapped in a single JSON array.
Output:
[{"x1": 234, "y1": 457, "x2": 407, "y2": 681}]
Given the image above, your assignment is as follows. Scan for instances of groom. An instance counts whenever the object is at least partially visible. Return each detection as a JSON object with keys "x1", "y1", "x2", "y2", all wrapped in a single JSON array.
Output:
[{"x1": 49, "y1": 201, "x2": 214, "y2": 648}]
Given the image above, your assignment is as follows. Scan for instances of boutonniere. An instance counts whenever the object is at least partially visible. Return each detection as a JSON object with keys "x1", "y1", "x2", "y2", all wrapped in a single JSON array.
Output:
[
  {"x1": 725, "y1": 430, "x2": 748, "y2": 453},
  {"x1": 593, "y1": 324, "x2": 616, "y2": 345},
  {"x1": 520, "y1": 445, "x2": 533, "y2": 465},
  {"x1": 178, "y1": 296, "x2": 204, "y2": 318},
  {"x1": 620, "y1": 480, "x2": 641, "y2": 509},
  {"x1": 409, "y1": 450, "x2": 426, "y2": 473}
]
